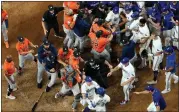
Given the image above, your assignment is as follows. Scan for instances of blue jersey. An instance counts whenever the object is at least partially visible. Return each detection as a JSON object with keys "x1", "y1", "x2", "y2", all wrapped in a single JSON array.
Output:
[
  {"x1": 152, "y1": 89, "x2": 167, "y2": 110},
  {"x1": 166, "y1": 52, "x2": 176, "y2": 73},
  {"x1": 147, "y1": 9, "x2": 161, "y2": 23},
  {"x1": 120, "y1": 40, "x2": 136, "y2": 61},
  {"x1": 73, "y1": 17, "x2": 91, "y2": 37},
  {"x1": 162, "y1": 11, "x2": 174, "y2": 30},
  {"x1": 37, "y1": 44, "x2": 57, "y2": 64},
  {"x1": 43, "y1": 56, "x2": 57, "y2": 72},
  {"x1": 169, "y1": 2, "x2": 179, "y2": 20}
]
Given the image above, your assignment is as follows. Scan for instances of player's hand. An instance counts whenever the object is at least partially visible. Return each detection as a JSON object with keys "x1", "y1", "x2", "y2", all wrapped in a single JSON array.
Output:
[
  {"x1": 107, "y1": 72, "x2": 112, "y2": 77},
  {"x1": 88, "y1": 9, "x2": 92, "y2": 14},
  {"x1": 148, "y1": 53, "x2": 153, "y2": 57},
  {"x1": 67, "y1": 21, "x2": 71, "y2": 25},
  {"x1": 109, "y1": 65, "x2": 113, "y2": 69},
  {"x1": 133, "y1": 92, "x2": 140, "y2": 95},
  {"x1": 34, "y1": 45, "x2": 38, "y2": 48},
  {"x1": 94, "y1": 18, "x2": 98, "y2": 22},
  {"x1": 147, "y1": 18, "x2": 152, "y2": 22},
  {"x1": 73, "y1": 14, "x2": 78, "y2": 21},
  {"x1": 29, "y1": 49, "x2": 34, "y2": 53},
  {"x1": 50, "y1": 68, "x2": 55, "y2": 72}
]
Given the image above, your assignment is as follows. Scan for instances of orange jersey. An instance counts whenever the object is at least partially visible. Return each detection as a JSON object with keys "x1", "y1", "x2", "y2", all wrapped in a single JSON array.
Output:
[
  {"x1": 1, "y1": 9, "x2": 8, "y2": 22},
  {"x1": 3, "y1": 60, "x2": 16, "y2": 75},
  {"x1": 16, "y1": 38, "x2": 30, "y2": 54},
  {"x1": 88, "y1": 32, "x2": 109, "y2": 53},
  {"x1": 69, "y1": 55, "x2": 80, "y2": 70},
  {"x1": 63, "y1": 14, "x2": 75, "y2": 30},
  {"x1": 58, "y1": 48, "x2": 73, "y2": 61},
  {"x1": 90, "y1": 23, "x2": 111, "y2": 36},
  {"x1": 63, "y1": 1, "x2": 80, "y2": 13}
]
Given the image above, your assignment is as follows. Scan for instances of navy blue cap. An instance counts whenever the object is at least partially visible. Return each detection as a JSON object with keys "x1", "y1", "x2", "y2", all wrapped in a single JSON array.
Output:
[
  {"x1": 17, "y1": 36, "x2": 24, "y2": 42},
  {"x1": 85, "y1": 76, "x2": 92, "y2": 82},
  {"x1": 43, "y1": 40, "x2": 50, "y2": 45},
  {"x1": 145, "y1": 85, "x2": 154, "y2": 92}
]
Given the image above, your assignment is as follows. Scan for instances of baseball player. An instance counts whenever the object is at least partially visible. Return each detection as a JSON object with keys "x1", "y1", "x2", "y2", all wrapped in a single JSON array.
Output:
[
  {"x1": 88, "y1": 30, "x2": 113, "y2": 62},
  {"x1": 1, "y1": 9, "x2": 9, "y2": 48},
  {"x1": 63, "y1": 8, "x2": 77, "y2": 48},
  {"x1": 107, "y1": 57, "x2": 135, "y2": 105},
  {"x1": 37, "y1": 39, "x2": 57, "y2": 88},
  {"x1": 16, "y1": 36, "x2": 38, "y2": 75},
  {"x1": 83, "y1": 87, "x2": 110, "y2": 112},
  {"x1": 171, "y1": 20, "x2": 179, "y2": 50},
  {"x1": 161, "y1": 46, "x2": 179, "y2": 94},
  {"x1": 63, "y1": 1, "x2": 80, "y2": 13},
  {"x1": 3, "y1": 55, "x2": 18, "y2": 100},
  {"x1": 55, "y1": 65, "x2": 81, "y2": 111},
  {"x1": 83, "y1": 57, "x2": 113, "y2": 88},
  {"x1": 134, "y1": 85, "x2": 167, "y2": 112},
  {"x1": 42, "y1": 4, "x2": 65, "y2": 39},
  {"x1": 80, "y1": 76, "x2": 100, "y2": 109},
  {"x1": 161, "y1": 7, "x2": 175, "y2": 46},
  {"x1": 147, "y1": 34, "x2": 164, "y2": 84},
  {"x1": 169, "y1": 1, "x2": 179, "y2": 20},
  {"x1": 73, "y1": 9, "x2": 91, "y2": 52},
  {"x1": 43, "y1": 54, "x2": 58, "y2": 92},
  {"x1": 57, "y1": 46, "x2": 73, "y2": 66}
]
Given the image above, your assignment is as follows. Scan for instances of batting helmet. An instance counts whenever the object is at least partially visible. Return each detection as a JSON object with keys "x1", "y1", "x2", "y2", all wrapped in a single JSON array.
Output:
[
  {"x1": 97, "y1": 18, "x2": 105, "y2": 26},
  {"x1": 96, "y1": 87, "x2": 105, "y2": 96},
  {"x1": 63, "y1": 46, "x2": 69, "y2": 53},
  {"x1": 131, "y1": 12, "x2": 139, "y2": 19},
  {"x1": 121, "y1": 57, "x2": 129, "y2": 64},
  {"x1": 113, "y1": 6, "x2": 119, "y2": 14},
  {"x1": 164, "y1": 46, "x2": 174, "y2": 54},
  {"x1": 17, "y1": 36, "x2": 24, "y2": 42},
  {"x1": 121, "y1": 37, "x2": 130, "y2": 45},
  {"x1": 73, "y1": 50, "x2": 80, "y2": 58},
  {"x1": 145, "y1": 85, "x2": 154, "y2": 92},
  {"x1": 96, "y1": 30, "x2": 103, "y2": 38},
  {"x1": 85, "y1": 76, "x2": 92, "y2": 82},
  {"x1": 48, "y1": 4, "x2": 54, "y2": 11}
]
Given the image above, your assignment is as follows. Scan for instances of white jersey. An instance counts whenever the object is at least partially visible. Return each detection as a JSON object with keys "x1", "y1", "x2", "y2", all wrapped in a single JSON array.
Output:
[
  {"x1": 92, "y1": 94, "x2": 110, "y2": 111},
  {"x1": 117, "y1": 62, "x2": 135, "y2": 84},
  {"x1": 128, "y1": 16, "x2": 143, "y2": 30},
  {"x1": 105, "y1": 8, "x2": 123, "y2": 25},
  {"x1": 124, "y1": 11, "x2": 133, "y2": 22},
  {"x1": 172, "y1": 26, "x2": 179, "y2": 40},
  {"x1": 137, "y1": 2, "x2": 145, "y2": 9},
  {"x1": 81, "y1": 81, "x2": 100, "y2": 99},
  {"x1": 152, "y1": 36, "x2": 163, "y2": 54}
]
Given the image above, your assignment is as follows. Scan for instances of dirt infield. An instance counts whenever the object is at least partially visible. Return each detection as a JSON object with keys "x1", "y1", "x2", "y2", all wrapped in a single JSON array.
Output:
[{"x1": 1, "y1": 2, "x2": 178, "y2": 111}]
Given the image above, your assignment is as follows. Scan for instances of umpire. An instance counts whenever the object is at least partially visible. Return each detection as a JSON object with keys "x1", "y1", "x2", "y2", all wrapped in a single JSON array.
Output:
[
  {"x1": 83, "y1": 56, "x2": 113, "y2": 89},
  {"x1": 42, "y1": 4, "x2": 65, "y2": 39}
]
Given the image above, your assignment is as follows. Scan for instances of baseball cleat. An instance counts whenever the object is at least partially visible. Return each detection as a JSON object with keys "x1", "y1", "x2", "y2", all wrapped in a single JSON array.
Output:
[
  {"x1": 4, "y1": 41, "x2": 9, "y2": 48},
  {"x1": 45, "y1": 86, "x2": 51, "y2": 92},
  {"x1": 7, "y1": 88, "x2": 18, "y2": 92},
  {"x1": 37, "y1": 82, "x2": 42, "y2": 89},
  {"x1": 147, "y1": 80, "x2": 157, "y2": 84},
  {"x1": 161, "y1": 89, "x2": 171, "y2": 94},
  {"x1": 174, "y1": 79, "x2": 179, "y2": 84},
  {"x1": 6, "y1": 95, "x2": 16, "y2": 100},
  {"x1": 120, "y1": 100, "x2": 128, "y2": 105}
]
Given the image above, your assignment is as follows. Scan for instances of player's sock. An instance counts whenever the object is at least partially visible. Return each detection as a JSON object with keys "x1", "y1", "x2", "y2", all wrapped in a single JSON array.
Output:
[{"x1": 153, "y1": 71, "x2": 158, "y2": 81}]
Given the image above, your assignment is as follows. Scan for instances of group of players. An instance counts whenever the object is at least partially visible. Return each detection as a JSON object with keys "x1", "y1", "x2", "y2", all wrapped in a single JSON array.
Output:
[{"x1": 2, "y1": 1, "x2": 179, "y2": 112}]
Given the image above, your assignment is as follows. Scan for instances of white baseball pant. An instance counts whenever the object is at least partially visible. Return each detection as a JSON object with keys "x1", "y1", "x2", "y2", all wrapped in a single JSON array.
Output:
[
  {"x1": 4, "y1": 74, "x2": 16, "y2": 90},
  {"x1": 121, "y1": 79, "x2": 134, "y2": 101},
  {"x1": 74, "y1": 33, "x2": 85, "y2": 51},
  {"x1": 147, "y1": 102, "x2": 157, "y2": 111},
  {"x1": 148, "y1": 22, "x2": 161, "y2": 36},
  {"x1": 18, "y1": 53, "x2": 34, "y2": 68},
  {"x1": 37, "y1": 60, "x2": 45, "y2": 83},
  {"x1": 163, "y1": 29, "x2": 172, "y2": 46},
  {"x1": 91, "y1": 49, "x2": 111, "y2": 62},
  {"x1": 46, "y1": 71, "x2": 57, "y2": 87},
  {"x1": 164, "y1": 72, "x2": 179, "y2": 91},
  {"x1": 60, "y1": 82, "x2": 80, "y2": 96},
  {"x1": 152, "y1": 54, "x2": 164, "y2": 71},
  {"x1": 63, "y1": 25, "x2": 75, "y2": 48},
  {"x1": 1, "y1": 21, "x2": 8, "y2": 42}
]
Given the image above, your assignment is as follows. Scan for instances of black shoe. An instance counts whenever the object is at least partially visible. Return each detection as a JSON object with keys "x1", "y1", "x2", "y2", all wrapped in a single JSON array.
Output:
[
  {"x1": 48, "y1": 76, "x2": 51, "y2": 80},
  {"x1": 34, "y1": 57, "x2": 37, "y2": 63},
  {"x1": 18, "y1": 70, "x2": 22, "y2": 76},
  {"x1": 65, "y1": 90, "x2": 73, "y2": 96},
  {"x1": 45, "y1": 86, "x2": 51, "y2": 92},
  {"x1": 37, "y1": 82, "x2": 42, "y2": 89}
]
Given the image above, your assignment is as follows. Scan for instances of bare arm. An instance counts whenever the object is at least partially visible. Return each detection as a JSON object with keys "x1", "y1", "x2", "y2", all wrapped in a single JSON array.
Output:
[
  {"x1": 104, "y1": 60, "x2": 113, "y2": 69},
  {"x1": 133, "y1": 90, "x2": 150, "y2": 94},
  {"x1": 42, "y1": 21, "x2": 47, "y2": 35}
]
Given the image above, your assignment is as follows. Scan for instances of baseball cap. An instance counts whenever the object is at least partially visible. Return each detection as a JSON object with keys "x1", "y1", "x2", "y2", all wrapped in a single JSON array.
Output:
[
  {"x1": 97, "y1": 18, "x2": 105, "y2": 26},
  {"x1": 63, "y1": 46, "x2": 69, "y2": 53},
  {"x1": 73, "y1": 51, "x2": 80, "y2": 58},
  {"x1": 124, "y1": 5, "x2": 132, "y2": 11},
  {"x1": 145, "y1": 85, "x2": 154, "y2": 92},
  {"x1": 17, "y1": 36, "x2": 24, "y2": 42},
  {"x1": 96, "y1": 30, "x2": 103, "y2": 38},
  {"x1": 164, "y1": 46, "x2": 174, "y2": 54},
  {"x1": 161, "y1": 7, "x2": 168, "y2": 12},
  {"x1": 121, "y1": 57, "x2": 129, "y2": 64},
  {"x1": 85, "y1": 76, "x2": 92, "y2": 82},
  {"x1": 48, "y1": 4, "x2": 54, "y2": 11},
  {"x1": 99, "y1": 3, "x2": 106, "y2": 9},
  {"x1": 131, "y1": 12, "x2": 139, "y2": 19},
  {"x1": 43, "y1": 40, "x2": 50, "y2": 45},
  {"x1": 121, "y1": 37, "x2": 130, "y2": 45}
]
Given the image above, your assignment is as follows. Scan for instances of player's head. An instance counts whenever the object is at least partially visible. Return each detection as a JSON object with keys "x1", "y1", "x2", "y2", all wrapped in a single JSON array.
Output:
[
  {"x1": 145, "y1": 85, "x2": 155, "y2": 92},
  {"x1": 48, "y1": 4, "x2": 54, "y2": 13},
  {"x1": 97, "y1": 18, "x2": 105, "y2": 26},
  {"x1": 139, "y1": 18, "x2": 146, "y2": 27},
  {"x1": 121, "y1": 57, "x2": 129, "y2": 66},
  {"x1": 85, "y1": 76, "x2": 93, "y2": 86},
  {"x1": 43, "y1": 40, "x2": 50, "y2": 49},
  {"x1": 131, "y1": 12, "x2": 139, "y2": 20},
  {"x1": 96, "y1": 30, "x2": 103, "y2": 38},
  {"x1": 121, "y1": 37, "x2": 130, "y2": 45},
  {"x1": 63, "y1": 46, "x2": 69, "y2": 55},
  {"x1": 124, "y1": 5, "x2": 132, "y2": 14},
  {"x1": 113, "y1": 6, "x2": 119, "y2": 14},
  {"x1": 161, "y1": 7, "x2": 168, "y2": 14},
  {"x1": 77, "y1": 9, "x2": 85, "y2": 18},
  {"x1": 96, "y1": 87, "x2": 105, "y2": 97},
  {"x1": 98, "y1": 3, "x2": 106, "y2": 11},
  {"x1": 6, "y1": 55, "x2": 12, "y2": 63},
  {"x1": 164, "y1": 46, "x2": 174, "y2": 55},
  {"x1": 17, "y1": 36, "x2": 25, "y2": 43},
  {"x1": 73, "y1": 50, "x2": 80, "y2": 59}
]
